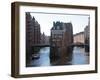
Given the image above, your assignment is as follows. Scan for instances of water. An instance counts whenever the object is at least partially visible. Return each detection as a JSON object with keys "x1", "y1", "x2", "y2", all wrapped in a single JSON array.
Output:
[
  {"x1": 28, "y1": 47, "x2": 50, "y2": 67},
  {"x1": 27, "y1": 47, "x2": 89, "y2": 67},
  {"x1": 71, "y1": 47, "x2": 89, "y2": 65}
]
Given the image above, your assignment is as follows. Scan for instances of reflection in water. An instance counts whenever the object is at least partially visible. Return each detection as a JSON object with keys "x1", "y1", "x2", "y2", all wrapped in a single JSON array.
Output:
[
  {"x1": 71, "y1": 47, "x2": 89, "y2": 65},
  {"x1": 27, "y1": 47, "x2": 89, "y2": 67}
]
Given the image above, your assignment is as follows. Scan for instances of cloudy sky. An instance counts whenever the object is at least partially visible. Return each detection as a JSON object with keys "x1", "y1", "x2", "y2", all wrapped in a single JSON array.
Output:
[{"x1": 30, "y1": 12, "x2": 89, "y2": 36}]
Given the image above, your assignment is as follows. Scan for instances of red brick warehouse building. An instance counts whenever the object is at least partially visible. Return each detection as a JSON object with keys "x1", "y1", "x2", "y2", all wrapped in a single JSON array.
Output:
[{"x1": 26, "y1": 12, "x2": 41, "y2": 65}]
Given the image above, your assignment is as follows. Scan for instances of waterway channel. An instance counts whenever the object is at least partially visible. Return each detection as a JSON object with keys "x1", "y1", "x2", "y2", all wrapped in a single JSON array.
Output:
[{"x1": 27, "y1": 47, "x2": 89, "y2": 67}]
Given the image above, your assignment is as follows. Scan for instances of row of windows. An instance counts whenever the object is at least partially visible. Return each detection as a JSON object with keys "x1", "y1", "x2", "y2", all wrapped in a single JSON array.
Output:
[{"x1": 51, "y1": 34, "x2": 63, "y2": 38}]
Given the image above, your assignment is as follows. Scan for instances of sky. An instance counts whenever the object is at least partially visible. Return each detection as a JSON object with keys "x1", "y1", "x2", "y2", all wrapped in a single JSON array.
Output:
[{"x1": 30, "y1": 12, "x2": 89, "y2": 36}]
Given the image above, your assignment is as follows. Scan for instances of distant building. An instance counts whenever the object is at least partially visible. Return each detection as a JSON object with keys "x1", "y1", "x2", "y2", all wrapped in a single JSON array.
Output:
[
  {"x1": 50, "y1": 21, "x2": 73, "y2": 64},
  {"x1": 74, "y1": 32, "x2": 84, "y2": 44},
  {"x1": 41, "y1": 32, "x2": 50, "y2": 45},
  {"x1": 26, "y1": 12, "x2": 41, "y2": 64},
  {"x1": 84, "y1": 17, "x2": 90, "y2": 52},
  {"x1": 45, "y1": 36, "x2": 50, "y2": 45},
  {"x1": 84, "y1": 17, "x2": 90, "y2": 45},
  {"x1": 41, "y1": 32, "x2": 46, "y2": 44}
]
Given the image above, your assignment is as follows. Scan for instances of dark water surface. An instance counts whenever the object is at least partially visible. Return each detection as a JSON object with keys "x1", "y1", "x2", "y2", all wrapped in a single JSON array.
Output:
[{"x1": 27, "y1": 47, "x2": 89, "y2": 67}]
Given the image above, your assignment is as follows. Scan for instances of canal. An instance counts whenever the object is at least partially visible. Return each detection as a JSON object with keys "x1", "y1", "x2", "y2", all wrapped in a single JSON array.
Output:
[
  {"x1": 27, "y1": 47, "x2": 89, "y2": 67},
  {"x1": 71, "y1": 47, "x2": 89, "y2": 65}
]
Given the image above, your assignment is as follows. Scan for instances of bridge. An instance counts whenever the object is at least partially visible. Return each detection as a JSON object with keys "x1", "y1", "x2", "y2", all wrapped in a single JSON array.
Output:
[
  {"x1": 32, "y1": 43, "x2": 89, "y2": 48},
  {"x1": 32, "y1": 44, "x2": 50, "y2": 47},
  {"x1": 69, "y1": 42, "x2": 88, "y2": 47}
]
